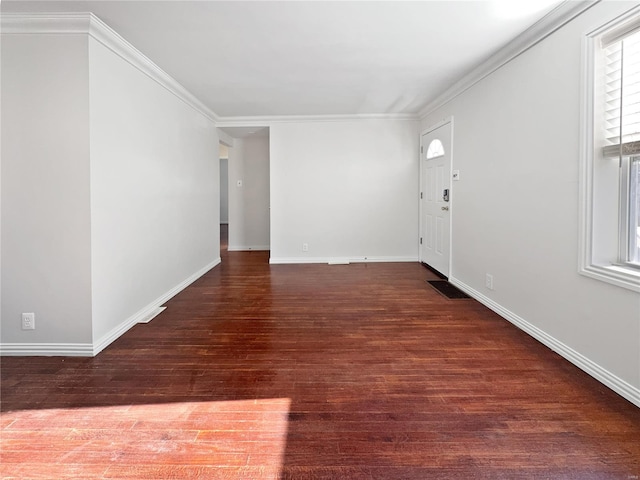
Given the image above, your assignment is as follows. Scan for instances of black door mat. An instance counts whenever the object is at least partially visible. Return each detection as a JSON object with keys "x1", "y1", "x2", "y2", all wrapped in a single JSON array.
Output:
[
  {"x1": 427, "y1": 280, "x2": 470, "y2": 299},
  {"x1": 421, "y1": 262, "x2": 447, "y2": 279}
]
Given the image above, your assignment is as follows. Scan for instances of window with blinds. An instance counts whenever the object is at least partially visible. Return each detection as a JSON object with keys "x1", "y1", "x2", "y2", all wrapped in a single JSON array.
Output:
[
  {"x1": 599, "y1": 22, "x2": 640, "y2": 266},
  {"x1": 603, "y1": 28, "x2": 640, "y2": 157},
  {"x1": 580, "y1": 7, "x2": 640, "y2": 291}
]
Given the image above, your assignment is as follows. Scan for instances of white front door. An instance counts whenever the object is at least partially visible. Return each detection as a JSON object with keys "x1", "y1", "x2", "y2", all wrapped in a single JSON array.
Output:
[{"x1": 420, "y1": 122, "x2": 452, "y2": 277}]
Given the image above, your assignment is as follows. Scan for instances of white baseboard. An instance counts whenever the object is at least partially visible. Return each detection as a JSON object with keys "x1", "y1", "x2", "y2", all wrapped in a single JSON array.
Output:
[
  {"x1": 449, "y1": 277, "x2": 640, "y2": 408},
  {"x1": 227, "y1": 245, "x2": 270, "y2": 251},
  {"x1": 0, "y1": 258, "x2": 222, "y2": 358},
  {"x1": 269, "y1": 256, "x2": 418, "y2": 265},
  {"x1": 0, "y1": 343, "x2": 94, "y2": 357}
]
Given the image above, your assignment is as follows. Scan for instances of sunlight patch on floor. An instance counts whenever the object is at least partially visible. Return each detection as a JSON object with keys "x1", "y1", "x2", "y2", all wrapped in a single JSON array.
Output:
[{"x1": 1, "y1": 398, "x2": 291, "y2": 479}]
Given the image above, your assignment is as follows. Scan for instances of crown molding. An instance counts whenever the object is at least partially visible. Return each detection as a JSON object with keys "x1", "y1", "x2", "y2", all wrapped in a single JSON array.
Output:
[
  {"x1": 3, "y1": 3, "x2": 599, "y2": 126},
  {"x1": 0, "y1": 11, "x2": 90, "y2": 33},
  {"x1": 87, "y1": 13, "x2": 220, "y2": 123},
  {"x1": 418, "y1": 0, "x2": 600, "y2": 120},
  {"x1": 217, "y1": 128, "x2": 235, "y2": 147},
  {"x1": 216, "y1": 112, "x2": 418, "y2": 127},
  {"x1": 1, "y1": 12, "x2": 220, "y2": 123}
]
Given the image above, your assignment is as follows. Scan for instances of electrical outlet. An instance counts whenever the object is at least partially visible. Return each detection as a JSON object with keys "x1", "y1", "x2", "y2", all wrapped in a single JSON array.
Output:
[
  {"x1": 485, "y1": 274, "x2": 494, "y2": 291},
  {"x1": 302, "y1": 243, "x2": 309, "y2": 252},
  {"x1": 22, "y1": 313, "x2": 35, "y2": 330}
]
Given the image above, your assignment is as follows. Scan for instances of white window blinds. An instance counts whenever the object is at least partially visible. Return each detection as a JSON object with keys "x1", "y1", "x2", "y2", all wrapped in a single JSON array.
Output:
[{"x1": 603, "y1": 27, "x2": 640, "y2": 157}]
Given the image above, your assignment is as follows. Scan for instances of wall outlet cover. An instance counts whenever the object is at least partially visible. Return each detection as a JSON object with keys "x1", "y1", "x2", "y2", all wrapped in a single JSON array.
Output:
[{"x1": 22, "y1": 312, "x2": 35, "y2": 330}]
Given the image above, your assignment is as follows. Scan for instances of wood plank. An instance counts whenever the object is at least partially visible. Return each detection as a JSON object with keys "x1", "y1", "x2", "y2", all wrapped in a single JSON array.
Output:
[{"x1": 2, "y1": 248, "x2": 639, "y2": 479}]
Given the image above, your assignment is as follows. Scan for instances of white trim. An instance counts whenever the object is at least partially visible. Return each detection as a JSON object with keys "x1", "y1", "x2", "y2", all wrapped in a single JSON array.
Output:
[
  {"x1": 227, "y1": 245, "x2": 270, "y2": 251},
  {"x1": 421, "y1": 118, "x2": 453, "y2": 136},
  {"x1": 0, "y1": 12, "x2": 219, "y2": 123},
  {"x1": 449, "y1": 277, "x2": 640, "y2": 408},
  {"x1": 580, "y1": 264, "x2": 640, "y2": 293},
  {"x1": 601, "y1": 12, "x2": 640, "y2": 46},
  {"x1": 0, "y1": 343, "x2": 94, "y2": 357},
  {"x1": 270, "y1": 257, "x2": 329, "y2": 265},
  {"x1": 217, "y1": 129, "x2": 235, "y2": 148},
  {"x1": 269, "y1": 256, "x2": 418, "y2": 265},
  {"x1": 91, "y1": 258, "x2": 221, "y2": 356},
  {"x1": 216, "y1": 113, "x2": 417, "y2": 127},
  {"x1": 419, "y1": 1, "x2": 598, "y2": 119},
  {"x1": 578, "y1": 24, "x2": 596, "y2": 287},
  {"x1": 0, "y1": 11, "x2": 89, "y2": 34},
  {"x1": 328, "y1": 258, "x2": 350, "y2": 265},
  {"x1": 578, "y1": 4, "x2": 640, "y2": 293}
]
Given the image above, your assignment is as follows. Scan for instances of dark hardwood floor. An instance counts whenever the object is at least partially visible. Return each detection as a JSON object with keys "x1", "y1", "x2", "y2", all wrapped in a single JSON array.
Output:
[{"x1": 2, "y1": 225, "x2": 639, "y2": 479}]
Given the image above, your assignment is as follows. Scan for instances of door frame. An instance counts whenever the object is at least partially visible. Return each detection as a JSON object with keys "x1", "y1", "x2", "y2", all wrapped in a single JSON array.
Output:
[{"x1": 419, "y1": 117, "x2": 454, "y2": 278}]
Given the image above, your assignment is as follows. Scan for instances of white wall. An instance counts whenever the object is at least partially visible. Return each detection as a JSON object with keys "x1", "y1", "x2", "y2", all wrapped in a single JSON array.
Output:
[
  {"x1": 1, "y1": 34, "x2": 93, "y2": 347},
  {"x1": 228, "y1": 135, "x2": 270, "y2": 250},
  {"x1": 1, "y1": 17, "x2": 220, "y2": 355},
  {"x1": 88, "y1": 37, "x2": 219, "y2": 347},
  {"x1": 270, "y1": 119, "x2": 419, "y2": 263},
  {"x1": 421, "y1": 1, "x2": 640, "y2": 402},
  {"x1": 0, "y1": 34, "x2": 2, "y2": 339}
]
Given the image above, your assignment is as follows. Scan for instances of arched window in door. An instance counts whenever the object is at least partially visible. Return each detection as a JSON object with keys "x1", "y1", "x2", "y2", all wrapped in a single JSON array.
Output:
[{"x1": 426, "y1": 139, "x2": 444, "y2": 159}]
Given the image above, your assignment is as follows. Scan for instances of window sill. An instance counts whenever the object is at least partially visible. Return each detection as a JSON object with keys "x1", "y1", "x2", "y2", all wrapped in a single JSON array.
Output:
[{"x1": 580, "y1": 263, "x2": 640, "y2": 293}]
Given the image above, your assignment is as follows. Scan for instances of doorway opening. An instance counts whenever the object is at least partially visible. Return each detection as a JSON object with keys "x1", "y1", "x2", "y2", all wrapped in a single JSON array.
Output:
[
  {"x1": 217, "y1": 126, "x2": 270, "y2": 259},
  {"x1": 219, "y1": 143, "x2": 229, "y2": 253}
]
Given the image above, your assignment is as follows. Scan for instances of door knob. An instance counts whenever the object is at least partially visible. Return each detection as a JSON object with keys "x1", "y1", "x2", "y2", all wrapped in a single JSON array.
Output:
[{"x1": 441, "y1": 206, "x2": 449, "y2": 211}]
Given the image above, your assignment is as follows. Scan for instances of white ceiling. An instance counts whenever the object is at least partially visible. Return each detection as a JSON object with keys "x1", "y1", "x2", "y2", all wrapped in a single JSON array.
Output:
[{"x1": 3, "y1": 0, "x2": 563, "y2": 118}]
